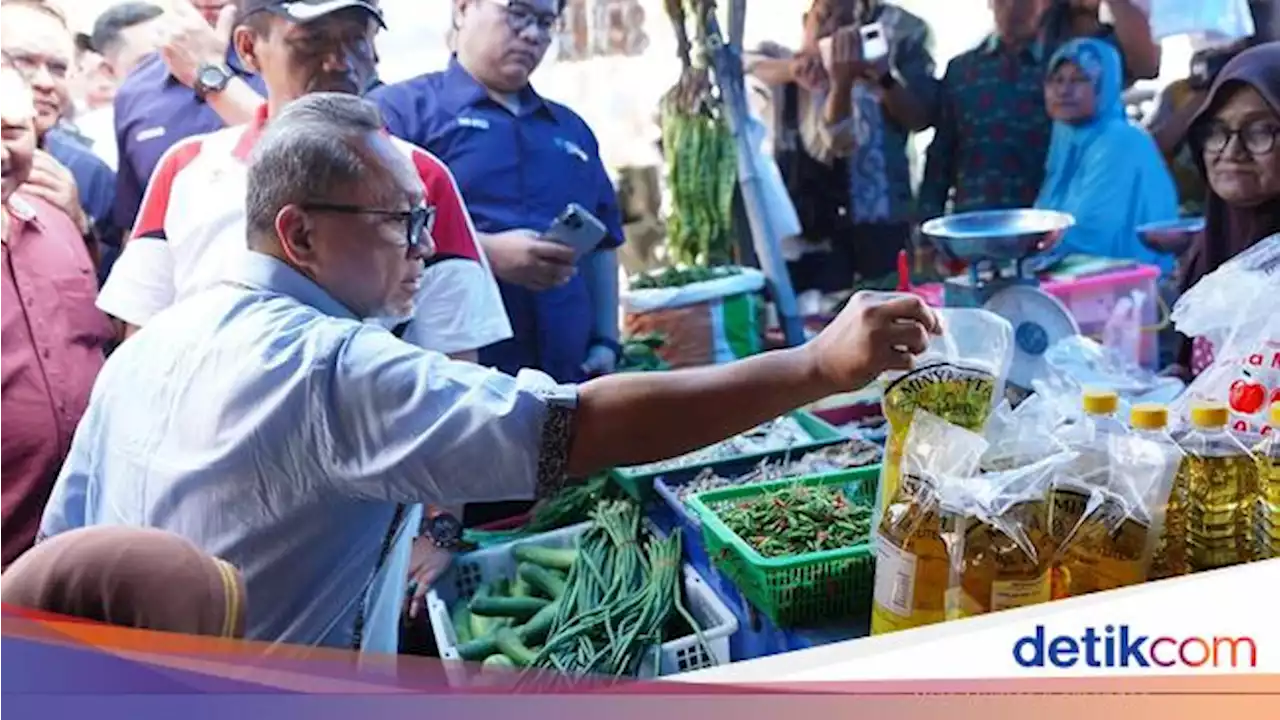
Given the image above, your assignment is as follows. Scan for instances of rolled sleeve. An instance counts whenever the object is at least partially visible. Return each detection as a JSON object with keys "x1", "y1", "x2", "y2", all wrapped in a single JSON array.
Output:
[
  {"x1": 316, "y1": 327, "x2": 577, "y2": 506},
  {"x1": 800, "y1": 89, "x2": 856, "y2": 163}
]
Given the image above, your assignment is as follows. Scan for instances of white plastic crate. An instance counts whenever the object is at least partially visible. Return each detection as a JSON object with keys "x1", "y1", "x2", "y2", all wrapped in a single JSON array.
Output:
[{"x1": 426, "y1": 522, "x2": 737, "y2": 686}]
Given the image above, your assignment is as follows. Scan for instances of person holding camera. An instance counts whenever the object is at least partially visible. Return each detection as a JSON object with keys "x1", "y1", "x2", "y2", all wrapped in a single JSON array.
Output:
[{"x1": 747, "y1": 0, "x2": 939, "y2": 293}]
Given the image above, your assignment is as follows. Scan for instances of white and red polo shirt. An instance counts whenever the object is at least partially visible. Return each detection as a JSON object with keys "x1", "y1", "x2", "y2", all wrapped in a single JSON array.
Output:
[{"x1": 96, "y1": 105, "x2": 512, "y2": 355}]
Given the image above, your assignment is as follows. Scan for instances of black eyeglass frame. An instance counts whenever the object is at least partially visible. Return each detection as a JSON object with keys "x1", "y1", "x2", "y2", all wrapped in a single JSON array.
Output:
[
  {"x1": 1199, "y1": 120, "x2": 1280, "y2": 156},
  {"x1": 300, "y1": 202, "x2": 436, "y2": 257}
]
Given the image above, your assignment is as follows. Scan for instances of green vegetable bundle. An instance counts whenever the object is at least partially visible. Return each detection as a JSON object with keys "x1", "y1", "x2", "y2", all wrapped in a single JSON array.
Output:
[
  {"x1": 715, "y1": 484, "x2": 874, "y2": 558},
  {"x1": 462, "y1": 475, "x2": 611, "y2": 547},
  {"x1": 628, "y1": 264, "x2": 743, "y2": 290},
  {"x1": 618, "y1": 333, "x2": 671, "y2": 372},
  {"x1": 515, "y1": 501, "x2": 707, "y2": 687},
  {"x1": 659, "y1": 0, "x2": 736, "y2": 268}
]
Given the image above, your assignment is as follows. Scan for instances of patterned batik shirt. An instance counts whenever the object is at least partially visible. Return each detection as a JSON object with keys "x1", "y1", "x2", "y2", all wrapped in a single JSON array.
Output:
[{"x1": 919, "y1": 35, "x2": 1052, "y2": 220}]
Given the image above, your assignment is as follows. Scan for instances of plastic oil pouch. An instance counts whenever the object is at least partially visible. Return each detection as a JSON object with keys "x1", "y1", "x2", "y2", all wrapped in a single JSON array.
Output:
[
  {"x1": 980, "y1": 395, "x2": 1071, "y2": 472},
  {"x1": 875, "y1": 308, "x2": 1014, "y2": 526},
  {"x1": 943, "y1": 452, "x2": 1077, "y2": 620},
  {"x1": 871, "y1": 412, "x2": 987, "y2": 636}
]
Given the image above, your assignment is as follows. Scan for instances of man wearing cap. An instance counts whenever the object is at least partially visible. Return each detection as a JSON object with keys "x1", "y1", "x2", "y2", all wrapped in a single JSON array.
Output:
[
  {"x1": 98, "y1": 0, "x2": 509, "y2": 358},
  {"x1": 73, "y1": 2, "x2": 167, "y2": 172},
  {"x1": 111, "y1": 0, "x2": 268, "y2": 237}
]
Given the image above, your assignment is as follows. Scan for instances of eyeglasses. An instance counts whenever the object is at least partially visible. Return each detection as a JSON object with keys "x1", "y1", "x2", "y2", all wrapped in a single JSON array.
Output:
[
  {"x1": 1201, "y1": 120, "x2": 1280, "y2": 156},
  {"x1": 300, "y1": 202, "x2": 436, "y2": 258},
  {"x1": 486, "y1": 0, "x2": 560, "y2": 36}
]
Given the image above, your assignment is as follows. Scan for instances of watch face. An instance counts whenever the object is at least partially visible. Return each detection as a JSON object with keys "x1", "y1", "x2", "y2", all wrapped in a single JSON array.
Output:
[
  {"x1": 429, "y1": 513, "x2": 463, "y2": 545},
  {"x1": 198, "y1": 65, "x2": 228, "y2": 90}
]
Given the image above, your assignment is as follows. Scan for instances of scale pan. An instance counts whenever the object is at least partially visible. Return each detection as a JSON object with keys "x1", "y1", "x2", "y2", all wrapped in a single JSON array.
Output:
[{"x1": 921, "y1": 209, "x2": 1075, "y2": 264}]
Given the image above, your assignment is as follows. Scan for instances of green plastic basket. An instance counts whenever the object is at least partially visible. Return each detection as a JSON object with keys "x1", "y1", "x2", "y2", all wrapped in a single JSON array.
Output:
[
  {"x1": 686, "y1": 466, "x2": 880, "y2": 628},
  {"x1": 609, "y1": 410, "x2": 846, "y2": 504}
]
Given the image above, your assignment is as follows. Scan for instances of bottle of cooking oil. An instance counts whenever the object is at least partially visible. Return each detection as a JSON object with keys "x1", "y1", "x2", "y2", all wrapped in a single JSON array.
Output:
[
  {"x1": 1082, "y1": 388, "x2": 1127, "y2": 435},
  {"x1": 1254, "y1": 403, "x2": 1280, "y2": 560},
  {"x1": 1131, "y1": 404, "x2": 1187, "y2": 579},
  {"x1": 1177, "y1": 403, "x2": 1259, "y2": 572}
]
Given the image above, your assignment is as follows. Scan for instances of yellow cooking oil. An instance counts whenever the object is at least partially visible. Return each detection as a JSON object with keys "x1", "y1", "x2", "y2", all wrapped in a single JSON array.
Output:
[
  {"x1": 946, "y1": 498, "x2": 1056, "y2": 619},
  {"x1": 1254, "y1": 403, "x2": 1280, "y2": 560},
  {"x1": 878, "y1": 363, "x2": 999, "y2": 519},
  {"x1": 1123, "y1": 404, "x2": 1187, "y2": 580},
  {"x1": 871, "y1": 475, "x2": 953, "y2": 635},
  {"x1": 1177, "y1": 403, "x2": 1259, "y2": 572},
  {"x1": 1048, "y1": 481, "x2": 1148, "y2": 598}
]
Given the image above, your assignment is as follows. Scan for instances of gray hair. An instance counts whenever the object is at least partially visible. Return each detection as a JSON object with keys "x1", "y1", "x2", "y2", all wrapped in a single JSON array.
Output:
[{"x1": 244, "y1": 93, "x2": 387, "y2": 241}]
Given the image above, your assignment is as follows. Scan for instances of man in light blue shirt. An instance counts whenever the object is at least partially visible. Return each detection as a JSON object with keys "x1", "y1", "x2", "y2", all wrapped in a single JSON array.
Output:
[{"x1": 39, "y1": 93, "x2": 941, "y2": 654}]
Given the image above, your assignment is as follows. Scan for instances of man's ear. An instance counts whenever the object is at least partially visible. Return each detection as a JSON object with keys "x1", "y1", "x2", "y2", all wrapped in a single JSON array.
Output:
[
  {"x1": 232, "y1": 25, "x2": 260, "y2": 74},
  {"x1": 275, "y1": 205, "x2": 315, "y2": 266}
]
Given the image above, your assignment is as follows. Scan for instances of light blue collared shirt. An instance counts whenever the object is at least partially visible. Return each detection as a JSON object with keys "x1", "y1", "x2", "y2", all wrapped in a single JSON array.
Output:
[{"x1": 39, "y1": 252, "x2": 575, "y2": 653}]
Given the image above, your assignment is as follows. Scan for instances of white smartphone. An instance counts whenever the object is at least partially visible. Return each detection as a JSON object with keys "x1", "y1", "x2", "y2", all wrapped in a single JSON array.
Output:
[
  {"x1": 860, "y1": 22, "x2": 889, "y2": 63},
  {"x1": 545, "y1": 203, "x2": 608, "y2": 259},
  {"x1": 818, "y1": 22, "x2": 889, "y2": 72}
]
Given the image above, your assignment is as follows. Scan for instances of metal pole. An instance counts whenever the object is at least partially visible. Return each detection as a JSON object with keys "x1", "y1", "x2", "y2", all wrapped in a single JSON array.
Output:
[{"x1": 709, "y1": 2, "x2": 806, "y2": 347}]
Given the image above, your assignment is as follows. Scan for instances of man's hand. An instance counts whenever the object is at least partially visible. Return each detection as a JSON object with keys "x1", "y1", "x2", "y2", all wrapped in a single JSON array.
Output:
[
  {"x1": 406, "y1": 536, "x2": 454, "y2": 620},
  {"x1": 160, "y1": 1, "x2": 237, "y2": 88},
  {"x1": 581, "y1": 343, "x2": 618, "y2": 378},
  {"x1": 22, "y1": 150, "x2": 88, "y2": 234},
  {"x1": 807, "y1": 291, "x2": 942, "y2": 391},
  {"x1": 481, "y1": 229, "x2": 578, "y2": 291},
  {"x1": 827, "y1": 25, "x2": 868, "y2": 89}
]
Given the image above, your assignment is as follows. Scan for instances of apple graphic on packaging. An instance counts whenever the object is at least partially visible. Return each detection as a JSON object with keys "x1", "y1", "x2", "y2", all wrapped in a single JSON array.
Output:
[{"x1": 1229, "y1": 374, "x2": 1267, "y2": 415}]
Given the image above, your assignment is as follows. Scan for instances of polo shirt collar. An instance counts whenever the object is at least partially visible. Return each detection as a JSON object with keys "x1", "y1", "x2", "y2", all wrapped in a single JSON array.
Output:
[
  {"x1": 231, "y1": 103, "x2": 272, "y2": 161},
  {"x1": 439, "y1": 55, "x2": 552, "y2": 119},
  {"x1": 981, "y1": 33, "x2": 1045, "y2": 62},
  {"x1": 228, "y1": 251, "x2": 358, "y2": 321}
]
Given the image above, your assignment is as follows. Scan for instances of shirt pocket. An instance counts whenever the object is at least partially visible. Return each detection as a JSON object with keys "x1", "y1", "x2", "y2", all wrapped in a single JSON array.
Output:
[{"x1": 53, "y1": 272, "x2": 116, "y2": 350}]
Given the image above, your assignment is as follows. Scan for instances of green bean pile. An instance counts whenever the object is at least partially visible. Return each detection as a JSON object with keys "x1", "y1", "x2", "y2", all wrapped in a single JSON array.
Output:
[
  {"x1": 659, "y1": 0, "x2": 736, "y2": 268},
  {"x1": 628, "y1": 265, "x2": 743, "y2": 290},
  {"x1": 715, "y1": 485, "x2": 874, "y2": 558},
  {"x1": 516, "y1": 501, "x2": 706, "y2": 687}
]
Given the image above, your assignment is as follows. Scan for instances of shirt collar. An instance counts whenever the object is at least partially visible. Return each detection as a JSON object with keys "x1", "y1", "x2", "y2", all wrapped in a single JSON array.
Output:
[
  {"x1": 439, "y1": 55, "x2": 552, "y2": 119},
  {"x1": 227, "y1": 251, "x2": 357, "y2": 321},
  {"x1": 231, "y1": 103, "x2": 272, "y2": 161},
  {"x1": 981, "y1": 34, "x2": 1045, "y2": 62},
  {"x1": 2, "y1": 195, "x2": 44, "y2": 246}
]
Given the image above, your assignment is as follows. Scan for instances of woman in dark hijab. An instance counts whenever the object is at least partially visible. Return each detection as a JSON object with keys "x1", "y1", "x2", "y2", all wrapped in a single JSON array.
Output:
[
  {"x1": 1176, "y1": 42, "x2": 1280, "y2": 377},
  {"x1": 1, "y1": 527, "x2": 246, "y2": 638}
]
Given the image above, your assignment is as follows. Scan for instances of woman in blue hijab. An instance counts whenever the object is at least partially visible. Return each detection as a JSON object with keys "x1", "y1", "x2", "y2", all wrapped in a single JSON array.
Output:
[{"x1": 1035, "y1": 38, "x2": 1178, "y2": 272}]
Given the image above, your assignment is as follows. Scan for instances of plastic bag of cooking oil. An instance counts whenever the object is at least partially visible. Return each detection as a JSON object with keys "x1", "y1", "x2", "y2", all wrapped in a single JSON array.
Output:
[
  {"x1": 875, "y1": 307, "x2": 1014, "y2": 527},
  {"x1": 871, "y1": 412, "x2": 987, "y2": 635},
  {"x1": 980, "y1": 395, "x2": 1072, "y2": 472},
  {"x1": 943, "y1": 451, "x2": 1079, "y2": 620}
]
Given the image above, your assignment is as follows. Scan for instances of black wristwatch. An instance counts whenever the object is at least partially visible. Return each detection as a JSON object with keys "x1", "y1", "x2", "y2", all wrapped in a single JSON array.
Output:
[
  {"x1": 193, "y1": 62, "x2": 233, "y2": 99},
  {"x1": 423, "y1": 508, "x2": 463, "y2": 550}
]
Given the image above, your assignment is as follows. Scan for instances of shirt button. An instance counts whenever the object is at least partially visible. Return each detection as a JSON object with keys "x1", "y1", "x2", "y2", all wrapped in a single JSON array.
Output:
[{"x1": 42, "y1": 348, "x2": 51, "y2": 359}]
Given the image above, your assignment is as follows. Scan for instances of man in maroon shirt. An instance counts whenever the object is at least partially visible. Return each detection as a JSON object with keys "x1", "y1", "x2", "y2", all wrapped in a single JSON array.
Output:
[{"x1": 1, "y1": 67, "x2": 113, "y2": 568}]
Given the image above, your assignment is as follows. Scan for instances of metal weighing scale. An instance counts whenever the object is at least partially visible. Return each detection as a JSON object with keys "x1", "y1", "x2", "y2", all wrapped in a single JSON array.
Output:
[
  {"x1": 1136, "y1": 216, "x2": 1206, "y2": 260},
  {"x1": 920, "y1": 209, "x2": 1080, "y2": 389}
]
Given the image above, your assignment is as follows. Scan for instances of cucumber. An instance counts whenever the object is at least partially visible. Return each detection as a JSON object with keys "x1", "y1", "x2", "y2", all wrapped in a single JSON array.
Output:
[
  {"x1": 482, "y1": 654, "x2": 515, "y2": 672},
  {"x1": 494, "y1": 627, "x2": 538, "y2": 667},
  {"x1": 455, "y1": 635, "x2": 498, "y2": 662},
  {"x1": 451, "y1": 603, "x2": 474, "y2": 644},
  {"x1": 510, "y1": 575, "x2": 532, "y2": 598},
  {"x1": 468, "y1": 584, "x2": 494, "y2": 638},
  {"x1": 516, "y1": 600, "x2": 560, "y2": 646},
  {"x1": 469, "y1": 595, "x2": 550, "y2": 621},
  {"x1": 513, "y1": 544, "x2": 577, "y2": 571},
  {"x1": 517, "y1": 563, "x2": 566, "y2": 599}
]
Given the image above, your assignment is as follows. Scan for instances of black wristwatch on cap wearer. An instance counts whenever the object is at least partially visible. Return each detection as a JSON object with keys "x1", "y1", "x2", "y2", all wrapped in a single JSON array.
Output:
[
  {"x1": 194, "y1": 62, "x2": 234, "y2": 99},
  {"x1": 423, "y1": 507, "x2": 463, "y2": 550}
]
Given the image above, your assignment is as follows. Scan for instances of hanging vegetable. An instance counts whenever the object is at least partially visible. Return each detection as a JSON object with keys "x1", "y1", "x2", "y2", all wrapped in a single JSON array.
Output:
[{"x1": 660, "y1": 0, "x2": 737, "y2": 268}]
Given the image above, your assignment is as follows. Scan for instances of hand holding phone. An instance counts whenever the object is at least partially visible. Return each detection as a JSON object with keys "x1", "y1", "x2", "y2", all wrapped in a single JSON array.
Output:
[{"x1": 544, "y1": 203, "x2": 608, "y2": 260}]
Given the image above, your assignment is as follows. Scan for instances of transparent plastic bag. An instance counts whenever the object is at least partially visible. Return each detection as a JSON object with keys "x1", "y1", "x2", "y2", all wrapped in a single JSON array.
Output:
[
  {"x1": 875, "y1": 308, "x2": 1014, "y2": 524},
  {"x1": 871, "y1": 412, "x2": 986, "y2": 635},
  {"x1": 942, "y1": 451, "x2": 1078, "y2": 620},
  {"x1": 1172, "y1": 236, "x2": 1280, "y2": 434},
  {"x1": 981, "y1": 395, "x2": 1072, "y2": 472},
  {"x1": 1032, "y1": 336, "x2": 1184, "y2": 419}
]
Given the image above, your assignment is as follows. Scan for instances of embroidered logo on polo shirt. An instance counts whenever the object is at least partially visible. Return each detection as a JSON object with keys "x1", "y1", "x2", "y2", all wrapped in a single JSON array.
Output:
[
  {"x1": 457, "y1": 116, "x2": 490, "y2": 130},
  {"x1": 554, "y1": 137, "x2": 588, "y2": 162},
  {"x1": 135, "y1": 126, "x2": 167, "y2": 142}
]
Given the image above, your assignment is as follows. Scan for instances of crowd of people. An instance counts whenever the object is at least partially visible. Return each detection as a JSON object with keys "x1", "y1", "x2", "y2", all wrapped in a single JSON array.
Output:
[{"x1": 1, "y1": 0, "x2": 1279, "y2": 656}]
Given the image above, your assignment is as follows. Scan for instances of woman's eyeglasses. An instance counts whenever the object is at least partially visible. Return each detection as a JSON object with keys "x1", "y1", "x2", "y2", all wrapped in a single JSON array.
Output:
[
  {"x1": 1201, "y1": 121, "x2": 1280, "y2": 156},
  {"x1": 301, "y1": 202, "x2": 436, "y2": 258},
  {"x1": 486, "y1": 0, "x2": 560, "y2": 36}
]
